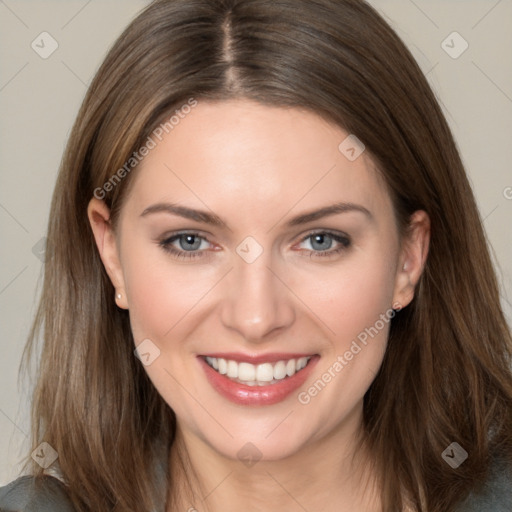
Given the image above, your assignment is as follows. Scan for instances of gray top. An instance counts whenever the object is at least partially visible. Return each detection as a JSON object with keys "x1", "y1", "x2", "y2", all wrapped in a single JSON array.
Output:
[
  {"x1": 0, "y1": 475, "x2": 75, "y2": 512},
  {"x1": 1, "y1": 457, "x2": 511, "y2": 511}
]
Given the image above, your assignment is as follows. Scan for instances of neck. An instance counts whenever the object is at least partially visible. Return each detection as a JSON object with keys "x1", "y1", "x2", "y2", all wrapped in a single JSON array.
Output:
[{"x1": 166, "y1": 407, "x2": 382, "y2": 512}]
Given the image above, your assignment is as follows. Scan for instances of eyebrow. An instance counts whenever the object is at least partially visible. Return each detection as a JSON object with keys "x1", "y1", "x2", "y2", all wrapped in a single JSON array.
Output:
[{"x1": 139, "y1": 201, "x2": 372, "y2": 227}]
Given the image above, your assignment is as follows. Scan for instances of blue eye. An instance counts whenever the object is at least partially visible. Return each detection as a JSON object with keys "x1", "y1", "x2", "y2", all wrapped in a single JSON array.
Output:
[
  {"x1": 159, "y1": 232, "x2": 211, "y2": 260},
  {"x1": 298, "y1": 231, "x2": 351, "y2": 258},
  {"x1": 174, "y1": 234, "x2": 204, "y2": 251}
]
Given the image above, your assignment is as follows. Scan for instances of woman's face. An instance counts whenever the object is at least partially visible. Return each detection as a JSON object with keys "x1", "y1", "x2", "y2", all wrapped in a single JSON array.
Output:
[{"x1": 89, "y1": 99, "x2": 428, "y2": 462}]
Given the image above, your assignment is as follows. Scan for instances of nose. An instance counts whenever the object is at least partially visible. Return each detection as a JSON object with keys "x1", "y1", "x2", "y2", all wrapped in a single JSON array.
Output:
[{"x1": 219, "y1": 248, "x2": 295, "y2": 343}]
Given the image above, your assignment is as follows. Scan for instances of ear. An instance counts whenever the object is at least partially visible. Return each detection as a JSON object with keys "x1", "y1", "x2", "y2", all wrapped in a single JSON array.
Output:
[
  {"x1": 87, "y1": 197, "x2": 128, "y2": 309},
  {"x1": 392, "y1": 210, "x2": 430, "y2": 310}
]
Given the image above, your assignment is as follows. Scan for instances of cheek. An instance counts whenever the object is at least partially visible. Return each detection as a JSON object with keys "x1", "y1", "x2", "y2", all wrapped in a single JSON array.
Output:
[
  {"x1": 120, "y1": 239, "x2": 219, "y2": 343},
  {"x1": 290, "y1": 251, "x2": 397, "y2": 343},
  {"x1": 291, "y1": 252, "x2": 396, "y2": 412},
  {"x1": 120, "y1": 243, "x2": 221, "y2": 417}
]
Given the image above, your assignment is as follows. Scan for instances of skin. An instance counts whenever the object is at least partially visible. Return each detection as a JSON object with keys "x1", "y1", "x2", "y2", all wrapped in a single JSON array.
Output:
[{"x1": 88, "y1": 99, "x2": 429, "y2": 512}]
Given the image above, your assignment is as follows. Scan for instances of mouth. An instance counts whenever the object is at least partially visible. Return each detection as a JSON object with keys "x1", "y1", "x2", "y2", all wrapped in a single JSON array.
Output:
[
  {"x1": 198, "y1": 353, "x2": 319, "y2": 406},
  {"x1": 203, "y1": 355, "x2": 313, "y2": 386}
]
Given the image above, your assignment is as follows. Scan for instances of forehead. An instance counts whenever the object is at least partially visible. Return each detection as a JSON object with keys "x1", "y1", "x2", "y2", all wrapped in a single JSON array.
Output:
[{"x1": 123, "y1": 99, "x2": 393, "y2": 226}]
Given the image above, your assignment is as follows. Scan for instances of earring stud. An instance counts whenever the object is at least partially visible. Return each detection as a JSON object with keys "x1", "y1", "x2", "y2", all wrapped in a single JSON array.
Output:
[{"x1": 116, "y1": 293, "x2": 122, "y2": 300}]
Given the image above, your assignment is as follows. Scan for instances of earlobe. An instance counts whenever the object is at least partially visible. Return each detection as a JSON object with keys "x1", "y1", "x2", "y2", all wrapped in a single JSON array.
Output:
[
  {"x1": 392, "y1": 210, "x2": 430, "y2": 309},
  {"x1": 87, "y1": 198, "x2": 129, "y2": 309}
]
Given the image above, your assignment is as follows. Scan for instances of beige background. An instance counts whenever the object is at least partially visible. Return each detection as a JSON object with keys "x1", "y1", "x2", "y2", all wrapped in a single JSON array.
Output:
[{"x1": 1, "y1": 0, "x2": 511, "y2": 484}]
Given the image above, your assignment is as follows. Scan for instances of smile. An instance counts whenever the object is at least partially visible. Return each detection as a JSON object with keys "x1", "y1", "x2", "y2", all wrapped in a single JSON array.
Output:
[
  {"x1": 204, "y1": 356, "x2": 312, "y2": 386},
  {"x1": 199, "y1": 353, "x2": 319, "y2": 406}
]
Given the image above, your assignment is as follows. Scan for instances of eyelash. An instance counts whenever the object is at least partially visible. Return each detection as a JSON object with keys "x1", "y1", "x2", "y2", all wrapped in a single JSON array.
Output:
[{"x1": 158, "y1": 230, "x2": 351, "y2": 261}]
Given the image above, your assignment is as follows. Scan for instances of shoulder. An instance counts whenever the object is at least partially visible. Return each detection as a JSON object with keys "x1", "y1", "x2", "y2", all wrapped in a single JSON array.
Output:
[
  {"x1": 0, "y1": 474, "x2": 75, "y2": 512},
  {"x1": 456, "y1": 457, "x2": 512, "y2": 512}
]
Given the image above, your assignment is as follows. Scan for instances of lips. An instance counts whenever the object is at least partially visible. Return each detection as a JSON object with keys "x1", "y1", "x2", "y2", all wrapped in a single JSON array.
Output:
[{"x1": 198, "y1": 353, "x2": 319, "y2": 406}]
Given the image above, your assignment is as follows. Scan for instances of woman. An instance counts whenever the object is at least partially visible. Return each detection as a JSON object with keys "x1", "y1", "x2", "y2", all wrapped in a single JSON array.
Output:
[{"x1": 1, "y1": 0, "x2": 511, "y2": 511}]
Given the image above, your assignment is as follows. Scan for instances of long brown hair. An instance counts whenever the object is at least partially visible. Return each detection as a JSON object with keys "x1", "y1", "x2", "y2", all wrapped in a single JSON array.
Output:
[{"x1": 21, "y1": 0, "x2": 512, "y2": 510}]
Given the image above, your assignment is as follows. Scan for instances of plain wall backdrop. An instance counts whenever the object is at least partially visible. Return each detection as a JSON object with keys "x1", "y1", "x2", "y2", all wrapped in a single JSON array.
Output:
[{"x1": 1, "y1": 0, "x2": 511, "y2": 485}]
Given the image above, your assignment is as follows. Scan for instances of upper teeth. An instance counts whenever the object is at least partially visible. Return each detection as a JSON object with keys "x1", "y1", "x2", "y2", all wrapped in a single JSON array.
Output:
[{"x1": 205, "y1": 356, "x2": 311, "y2": 384}]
